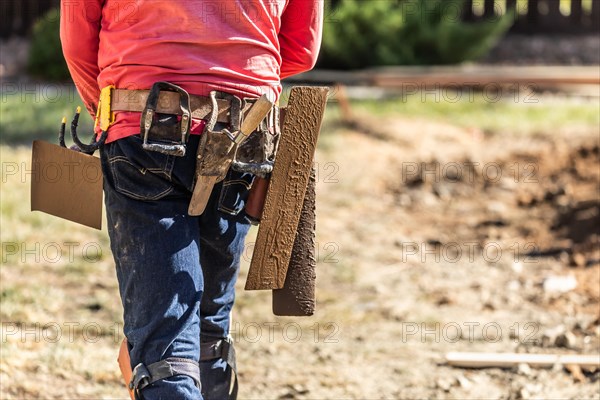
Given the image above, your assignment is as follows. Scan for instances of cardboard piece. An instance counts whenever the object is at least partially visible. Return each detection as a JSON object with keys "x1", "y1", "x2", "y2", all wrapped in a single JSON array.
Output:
[{"x1": 31, "y1": 140, "x2": 103, "y2": 229}]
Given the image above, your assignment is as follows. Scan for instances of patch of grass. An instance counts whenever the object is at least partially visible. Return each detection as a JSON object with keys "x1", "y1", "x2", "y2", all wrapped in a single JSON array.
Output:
[
  {"x1": 0, "y1": 145, "x2": 116, "y2": 322},
  {"x1": 0, "y1": 83, "x2": 94, "y2": 145},
  {"x1": 352, "y1": 91, "x2": 600, "y2": 136}
]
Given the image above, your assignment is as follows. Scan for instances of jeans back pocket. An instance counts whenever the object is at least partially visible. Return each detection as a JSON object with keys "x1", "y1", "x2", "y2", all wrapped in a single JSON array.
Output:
[
  {"x1": 104, "y1": 136, "x2": 176, "y2": 201},
  {"x1": 217, "y1": 170, "x2": 254, "y2": 216}
]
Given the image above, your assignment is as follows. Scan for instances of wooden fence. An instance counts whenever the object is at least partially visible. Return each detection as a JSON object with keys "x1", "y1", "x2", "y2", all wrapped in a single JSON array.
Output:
[
  {"x1": 1, "y1": 0, "x2": 598, "y2": 39},
  {"x1": 465, "y1": 0, "x2": 600, "y2": 34}
]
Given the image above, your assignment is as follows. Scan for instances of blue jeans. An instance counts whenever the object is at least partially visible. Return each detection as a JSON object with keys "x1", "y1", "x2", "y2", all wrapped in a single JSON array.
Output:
[{"x1": 100, "y1": 133, "x2": 252, "y2": 399}]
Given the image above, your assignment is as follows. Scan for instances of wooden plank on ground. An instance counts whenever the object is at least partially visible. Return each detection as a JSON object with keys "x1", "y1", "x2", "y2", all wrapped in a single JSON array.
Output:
[
  {"x1": 370, "y1": 65, "x2": 600, "y2": 87},
  {"x1": 287, "y1": 66, "x2": 600, "y2": 87},
  {"x1": 245, "y1": 86, "x2": 328, "y2": 290},
  {"x1": 446, "y1": 352, "x2": 600, "y2": 369}
]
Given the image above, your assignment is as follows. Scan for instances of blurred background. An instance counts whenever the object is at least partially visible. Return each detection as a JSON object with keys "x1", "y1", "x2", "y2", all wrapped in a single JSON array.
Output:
[{"x1": 1, "y1": 0, "x2": 599, "y2": 398}]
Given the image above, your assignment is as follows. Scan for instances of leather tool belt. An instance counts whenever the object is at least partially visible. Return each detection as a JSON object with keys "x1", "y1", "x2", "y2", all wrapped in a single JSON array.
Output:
[{"x1": 96, "y1": 82, "x2": 266, "y2": 157}]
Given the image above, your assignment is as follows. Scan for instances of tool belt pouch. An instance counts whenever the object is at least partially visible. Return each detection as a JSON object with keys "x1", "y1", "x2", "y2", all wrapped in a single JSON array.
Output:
[
  {"x1": 199, "y1": 92, "x2": 279, "y2": 215},
  {"x1": 196, "y1": 91, "x2": 242, "y2": 181},
  {"x1": 232, "y1": 105, "x2": 280, "y2": 178},
  {"x1": 140, "y1": 82, "x2": 191, "y2": 157},
  {"x1": 226, "y1": 106, "x2": 279, "y2": 220}
]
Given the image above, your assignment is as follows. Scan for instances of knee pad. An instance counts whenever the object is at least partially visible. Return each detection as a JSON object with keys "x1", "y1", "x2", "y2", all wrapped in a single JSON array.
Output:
[
  {"x1": 200, "y1": 337, "x2": 238, "y2": 400},
  {"x1": 118, "y1": 339, "x2": 134, "y2": 400},
  {"x1": 118, "y1": 338, "x2": 201, "y2": 400}
]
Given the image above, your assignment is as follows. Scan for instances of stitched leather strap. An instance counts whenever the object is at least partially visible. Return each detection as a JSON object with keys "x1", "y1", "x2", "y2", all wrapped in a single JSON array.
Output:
[
  {"x1": 201, "y1": 338, "x2": 238, "y2": 400},
  {"x1": 111, "y1": 89, "x2": 254, "y2": 123},
  {"x1": 130, "y1": 357, "x2": 201, "y2": 399}
]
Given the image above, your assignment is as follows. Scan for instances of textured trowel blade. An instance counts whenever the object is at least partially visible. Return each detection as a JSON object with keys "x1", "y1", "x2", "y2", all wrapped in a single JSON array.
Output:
[{"x1": 272, "y1": 168, "x2": 317, "y2": 316}]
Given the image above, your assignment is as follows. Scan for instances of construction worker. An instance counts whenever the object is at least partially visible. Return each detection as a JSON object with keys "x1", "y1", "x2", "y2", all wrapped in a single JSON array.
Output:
[{"x1": 60, "y1": 1, "x2": 323, "y2": 399}]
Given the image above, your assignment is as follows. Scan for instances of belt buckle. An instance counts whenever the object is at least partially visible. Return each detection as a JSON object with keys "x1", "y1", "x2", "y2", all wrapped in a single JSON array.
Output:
[{"x1": 140, "y1": 81, "x2": 191, "y2": 157}]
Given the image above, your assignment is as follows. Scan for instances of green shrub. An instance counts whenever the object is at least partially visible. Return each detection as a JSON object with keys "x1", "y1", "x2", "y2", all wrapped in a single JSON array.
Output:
[
  {"x1": 27, "y1": 8, "x2": 71, "y2": 81},
  {"x1": 319, "y1": 0, "x2": 514, "y2": 69}
]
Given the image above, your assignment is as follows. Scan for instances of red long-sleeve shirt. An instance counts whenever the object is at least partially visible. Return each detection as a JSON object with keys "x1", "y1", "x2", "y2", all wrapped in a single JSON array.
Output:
[{"x1": 60, "y1": 0, "x2": 323, "y2": 142}]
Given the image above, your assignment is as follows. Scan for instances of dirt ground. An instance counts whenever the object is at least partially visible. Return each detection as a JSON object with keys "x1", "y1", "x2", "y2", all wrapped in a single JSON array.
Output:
[
  {"x1": 1, "y1": 95, "x2": 599, "y2": 399},
  {"x1": 238, "y1": 97, "x2": 600, "y2": 399}
]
